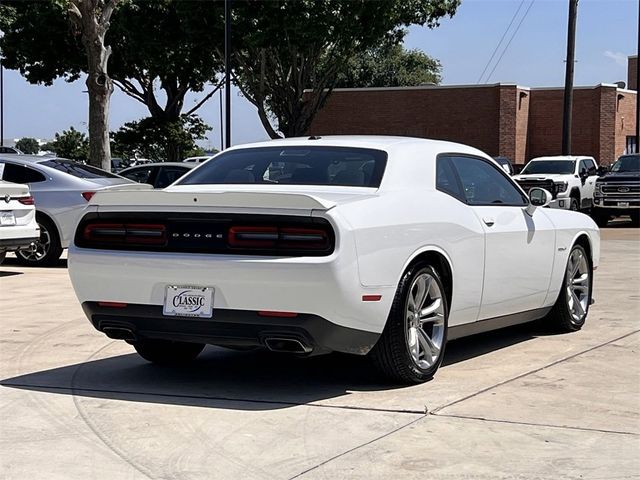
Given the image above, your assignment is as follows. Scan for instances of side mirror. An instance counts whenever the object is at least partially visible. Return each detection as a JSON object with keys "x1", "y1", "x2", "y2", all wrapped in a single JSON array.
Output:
[
  {"x1": 597, "y1": 166, "x2": 609, "y2": 176},
  {"x1": 526, "y1": 187, "x2": 552, "y2": 216}
]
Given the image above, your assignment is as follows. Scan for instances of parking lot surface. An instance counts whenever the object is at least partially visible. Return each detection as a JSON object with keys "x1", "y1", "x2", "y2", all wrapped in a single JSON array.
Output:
[{"x1": 1, "y1": 226, "x2": 639, "y2": 479}]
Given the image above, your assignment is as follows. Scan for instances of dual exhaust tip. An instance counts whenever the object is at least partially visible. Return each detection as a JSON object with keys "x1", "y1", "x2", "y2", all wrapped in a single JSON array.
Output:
[{"x1": 102, "y1": 327, "x2": 312, "y2": 355}]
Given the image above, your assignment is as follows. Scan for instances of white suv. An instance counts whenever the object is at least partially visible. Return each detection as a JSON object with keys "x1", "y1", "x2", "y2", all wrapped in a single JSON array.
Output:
[
  {"x1": 513, "y1": 156, "x2": 599, "y2": 211},
  {"x1": 0, "y1": 180, "x2": 39, "y2": 264}
]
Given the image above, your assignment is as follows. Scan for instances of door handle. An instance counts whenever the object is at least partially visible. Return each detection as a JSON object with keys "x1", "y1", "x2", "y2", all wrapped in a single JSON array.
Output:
[{"x1": 483, "y1": 217, "x2": 495, "y2": 227}]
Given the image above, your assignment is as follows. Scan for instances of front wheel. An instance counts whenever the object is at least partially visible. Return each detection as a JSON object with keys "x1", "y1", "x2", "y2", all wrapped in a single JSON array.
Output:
[
  {"x1": 592, "y1": 210, "x2": 610, "y2": 228},
  {"x1": 133, "y1": 339, "x2": 205, "y2": 365},
  {"x1": 0, "y1": 251, "x2": 6, "y2": 265},
  {"x1": 545, "y1": 244, "x2": 592, "y2": 332},
  {"x1": 370, "y1": 263, "x2": 448, "y2": 383},
  {"x1": 569, "y1": 197, "x2": 580, "y2": 211}
]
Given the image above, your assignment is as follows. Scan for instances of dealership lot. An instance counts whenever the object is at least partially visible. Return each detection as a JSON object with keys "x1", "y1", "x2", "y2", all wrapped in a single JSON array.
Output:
[{"x1": 0, "y1": 226, "x2": 638, "y2": 479}]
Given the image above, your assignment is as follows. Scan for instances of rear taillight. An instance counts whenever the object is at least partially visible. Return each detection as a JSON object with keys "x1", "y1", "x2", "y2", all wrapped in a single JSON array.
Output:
[
  {"x1": 82, "y1": 191, "x2": 96, "y2": 202},
  {"x1": 18, "y1": 196, "x2": 35, "y2": 205},
  {"x1": 83, "y1": 223, "x2": 166, "y2": 246},
  {"x1": 228, "y1": 225, "x2": 330, "y2": 251}
]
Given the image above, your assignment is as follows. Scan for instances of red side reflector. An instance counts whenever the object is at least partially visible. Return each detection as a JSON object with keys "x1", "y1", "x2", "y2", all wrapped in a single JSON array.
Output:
[
  {"x1": 362, "y1": 295, "x2": 382, "y2": 302},
  {"x1": 98, "y1": 301, "x2": 128, "y2": 308},
  {"x1": 82, "y1": 191, "x2": 96, "y2": 202},
  {"x1": 258, "y1": 310, "x2": 299, "y2": 318}
]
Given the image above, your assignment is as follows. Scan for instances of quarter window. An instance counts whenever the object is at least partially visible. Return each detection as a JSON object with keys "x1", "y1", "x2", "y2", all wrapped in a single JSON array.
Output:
[
  {"x1": 446, "y1": 155, "x2": 528, "y2": 206},
  {"x1": 0, "y1": 162, "x2": 47, "y2": 183},
  {"x1": 436, "y1": 156, "x2": 465, "y2": 202}
]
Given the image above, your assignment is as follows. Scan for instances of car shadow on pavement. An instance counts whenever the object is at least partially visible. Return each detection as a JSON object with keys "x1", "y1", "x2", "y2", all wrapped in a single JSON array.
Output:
[
  {"x1": 0, "y1": 270, "x2": 23, "y2": 277},
  {"x1": 0, "y1": 322, "x2": 550, "y2": 411}
]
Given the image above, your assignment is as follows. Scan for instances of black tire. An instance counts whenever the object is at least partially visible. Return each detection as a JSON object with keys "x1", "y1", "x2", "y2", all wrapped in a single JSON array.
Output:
[
  {"x1": 569, "y1": 196, "x2": 580, "y2": 211},
  {"x1": 15, "y1": 215, "x2": 63, "y2": 267},
  {"x1": 370, "y1": 263, "x2": 449, "y2": 384},
  {"x1": 630, "y1": 211, "x2": 640, "y2": 226},
  {"x1": 592, "y1": 210, "x2": 610, "y2": 228},
  {"x1": 133, "y1": 339, "x2": 205, "y2": 365},
  {"x1": 0, "y1": 251, "x2": 6, "y2": 265},
  {"x1": 545, "y1": 244, "x2": 592, "y2": 332}
]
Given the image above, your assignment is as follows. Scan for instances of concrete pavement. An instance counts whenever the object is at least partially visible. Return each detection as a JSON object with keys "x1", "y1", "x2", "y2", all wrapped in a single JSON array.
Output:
[{"x1": 0, "y1": 226, "x2": 638, "y2": 479}]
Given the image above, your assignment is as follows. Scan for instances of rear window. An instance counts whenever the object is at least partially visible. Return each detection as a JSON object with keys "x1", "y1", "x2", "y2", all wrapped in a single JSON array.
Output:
[
  {"x1": 521, "y1": 160, "x2": 575, "y2": 175},
  {"x1": 40, "y1": 159, "x2": 120, "y2": 179},
  {"x1": 178, "y1": 146, "x2": 387, "y2": 187}
]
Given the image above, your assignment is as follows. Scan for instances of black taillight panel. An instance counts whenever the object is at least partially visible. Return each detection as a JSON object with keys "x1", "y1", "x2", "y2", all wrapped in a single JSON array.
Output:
[{"x1": 75, "y1": 212, "x2": 335, "y2": 256}]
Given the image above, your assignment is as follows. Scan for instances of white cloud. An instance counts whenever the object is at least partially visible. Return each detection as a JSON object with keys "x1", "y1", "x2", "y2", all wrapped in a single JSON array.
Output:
[{"x1": 604, "y1": 50, "x2": 628, "y2": 67}]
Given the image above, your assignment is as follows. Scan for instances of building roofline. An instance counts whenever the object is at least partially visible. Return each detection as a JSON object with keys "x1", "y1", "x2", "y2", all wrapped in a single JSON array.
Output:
[
  {"x1": 321, "y1": 83, "x2": 528, "y2": 93},
  {"x1": 629, "y1": 54, "x2": 638, "y2": 59}
]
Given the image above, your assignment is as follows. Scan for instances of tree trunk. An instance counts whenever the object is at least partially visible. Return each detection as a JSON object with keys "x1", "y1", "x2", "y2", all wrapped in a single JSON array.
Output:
[
  {"x1": 69, "y1": 0, "x2": 118, "y2": 171},
  {"x1": 86, "y1": 61, "x2": 113, "y2": 171}
]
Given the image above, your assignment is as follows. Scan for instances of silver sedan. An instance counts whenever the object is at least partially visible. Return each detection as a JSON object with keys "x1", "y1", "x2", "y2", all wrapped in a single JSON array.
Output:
[{"x1": 0, "y1": 155, "x2": 144, "y2": 266}]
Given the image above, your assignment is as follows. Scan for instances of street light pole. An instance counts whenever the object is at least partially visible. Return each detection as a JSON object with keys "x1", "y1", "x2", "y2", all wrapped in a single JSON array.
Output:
[
  {"x1": 562, "y1": 0, "x2": 579, "y2": 156},
  {"x1": 224, "y1": 0, "x2": 232, "y2": 150}
]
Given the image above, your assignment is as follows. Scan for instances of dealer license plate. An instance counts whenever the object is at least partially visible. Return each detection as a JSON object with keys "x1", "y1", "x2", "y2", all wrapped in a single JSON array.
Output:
[
  {"x1": 617, "y1": 202, "x2": 629, "y2": 208},
  {"x1": 0, "y1": 212, "x2": 16, "y2": 226},
  {"x1": 163, "y1": 285, "x2": 214, "y2": 318}
]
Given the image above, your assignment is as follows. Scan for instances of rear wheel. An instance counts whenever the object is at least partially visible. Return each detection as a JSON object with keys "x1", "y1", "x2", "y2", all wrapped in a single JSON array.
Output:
[
  {"x1": 370, "y1": 263, "x2": 448, "y2": 383},
  {"x1": 133, "y1": 339, "x2": 205, "y2": 365},
  {"x1": 15, "y1": 216, "x2": 63, "y2": 267},
  {"x1": 546, "y1": 244, "x2": 592, "y2": 332},
  {"x1": 569, "y1": 196, "x2": 580, "y2": 211}
]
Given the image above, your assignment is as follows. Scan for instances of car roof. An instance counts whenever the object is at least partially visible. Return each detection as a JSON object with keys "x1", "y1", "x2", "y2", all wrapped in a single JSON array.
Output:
[
  {"x1": 0, "y1": 154, "x2": 53, "y2": 164},
  {"x1": 224, "y1": 135, "x2": 488, "y2": 158},
  {"x1": 529, "y1": 155, "x2": 593, "y2": 161},
  {"x1": 122, "y1": 162, "x2": 195, "y2": 170}
]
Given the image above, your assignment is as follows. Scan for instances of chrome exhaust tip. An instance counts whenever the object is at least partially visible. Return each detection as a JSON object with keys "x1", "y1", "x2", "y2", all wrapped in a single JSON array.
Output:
[
  {"x1": 102, "y1": 327, "x2": 137, "y2": 342},
  {"x1": 264, "y1": 337, "x2": 312, "y2": 354}
]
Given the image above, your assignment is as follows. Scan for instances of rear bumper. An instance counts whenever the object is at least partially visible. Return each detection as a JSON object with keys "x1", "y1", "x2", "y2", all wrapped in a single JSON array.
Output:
[{"x1": 83, "y1": 302, "x2": 380, "y2": 355}]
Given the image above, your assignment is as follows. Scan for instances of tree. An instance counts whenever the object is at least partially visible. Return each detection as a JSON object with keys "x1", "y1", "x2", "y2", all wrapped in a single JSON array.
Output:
[
  {"x1": 111, "y1": 115, "x2": 211, "y2": 162},
  {"x1": 15, "y1": 138, "x2": 40, "y2": 154},
  {"x1": 0, "y1": 1, "x2": 224, "y2": 161},
  {"x1": 43, "y1": 127, "x2": 90, "y2": 161},
  {"x1": 334, "y1": 44, "x2": 442, "y2": 88},
  {"x1": 68, "y1": 0, "x2": 120, "y2": 170},
  {"x1": 233, "y1": 0, "x2": 459, "y2": 139}
]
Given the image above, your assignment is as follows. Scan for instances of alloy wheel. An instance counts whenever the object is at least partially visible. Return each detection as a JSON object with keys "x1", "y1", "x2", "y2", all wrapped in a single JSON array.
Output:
[
  {"x1": 565, "y1": 248, "x2": 590, "y2": 323},
  {"x1": 405, "y1": 272, "x2": 446, "y2": 369},
  {"x1": 18, "y1": 222, "x2": 51, "y2": 262}
]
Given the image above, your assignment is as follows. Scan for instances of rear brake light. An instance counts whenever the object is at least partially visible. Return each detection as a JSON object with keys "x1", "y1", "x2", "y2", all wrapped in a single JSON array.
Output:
[
  {"x1": 82, "y1": 191, "x2": 96, "y2": 202},
  {"x1": 228, "y1": 225, "x2": 330, "y2": 251},
  {"x1": 18, "y1": 196, "x2": 35, "y2": 205},
  {"x1": 98, "y1": 301, "x2": 128, "y2": 308},
  {"x1": 83, "y1": 223, "x2": 166, "y2": 246}
]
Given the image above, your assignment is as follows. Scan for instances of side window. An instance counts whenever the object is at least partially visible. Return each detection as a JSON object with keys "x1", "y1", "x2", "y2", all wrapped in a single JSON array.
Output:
[
  {"x1": 155, "y1": 167, "x2": 189, "y2": 188},
  {"x1": 436, "y1": 156, "x2": 465, "y2": 202},
  {"x1": 0, "y1": 162, "x2": 46, "y2": 183},
  {"x1": 585, "y1": 159, "x2": 597, "y2": 175},
  {"x1": 449, "y1": 156, "x2": 528, "y2": 206},
  {"x1": 122, "y1": 167, "x2": 153, "y2": 185}
]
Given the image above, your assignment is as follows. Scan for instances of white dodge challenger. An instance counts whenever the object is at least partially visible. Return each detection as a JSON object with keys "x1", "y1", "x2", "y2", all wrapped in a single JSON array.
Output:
[{"x1": 68, "y1": 136, "x2": 599, "y2": 383}]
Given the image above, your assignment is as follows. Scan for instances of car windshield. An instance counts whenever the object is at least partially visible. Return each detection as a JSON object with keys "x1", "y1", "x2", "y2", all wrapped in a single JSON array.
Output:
[
  {"x1": 610, "y1": 155, "x2": 640, "y2": 173},
  {"x1": 40, "y1": 159, "x2": 120, "y2": 179},
  {"x1": 178, "y1": 146, "x2": 387, "y2": 187},
  {"x1": 520, "y1": 160, "x2": 575, "y2": 175}
]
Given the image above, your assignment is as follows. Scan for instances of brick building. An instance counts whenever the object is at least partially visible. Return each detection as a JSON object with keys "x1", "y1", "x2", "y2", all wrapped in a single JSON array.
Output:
[{"x1": 309, "y1": 58, "x2": 637, "y2": 166}]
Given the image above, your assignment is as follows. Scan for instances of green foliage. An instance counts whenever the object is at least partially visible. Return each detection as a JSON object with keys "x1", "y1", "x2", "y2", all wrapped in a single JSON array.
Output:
[
  {"x1": 233, "y1": 0, "x2": 460, "y2": 138},
  {"x1": 14, "y1": 137, "x2": 40, "y2": 154},
  {"x1": 334, "y1": 44, "x2": 442, "y2": 88},
  {"x1": 44, "y1": 127, "x2": 89, "y2": 161},
  {"x1": 111, "y1": 115, "x2": 212, "y2": 162},
  {"x1": 0, "y1": 1, "x2": 224, "y2": 118}
]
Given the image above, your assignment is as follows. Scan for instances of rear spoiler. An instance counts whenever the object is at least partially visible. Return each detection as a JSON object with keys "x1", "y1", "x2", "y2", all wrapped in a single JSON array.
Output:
[{"x1": 89, "y1": 189, "x2": 336, "y2": 211}]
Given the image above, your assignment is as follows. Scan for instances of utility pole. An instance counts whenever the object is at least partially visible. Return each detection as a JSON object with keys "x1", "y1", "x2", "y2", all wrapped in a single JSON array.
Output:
[
  {"x1": 224, "y1": 0, "x2": 232, "y2": 150},
  {"x1": 562, "y1": 0, "x2": 579, "y2": 156}
]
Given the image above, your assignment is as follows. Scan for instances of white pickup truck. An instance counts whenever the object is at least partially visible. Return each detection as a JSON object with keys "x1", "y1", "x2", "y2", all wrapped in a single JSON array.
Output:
[{"x1": 513, "y1": 155, "x2": 599, "y2": 211}]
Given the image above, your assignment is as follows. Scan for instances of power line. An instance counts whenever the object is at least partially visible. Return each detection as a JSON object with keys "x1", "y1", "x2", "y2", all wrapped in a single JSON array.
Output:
[
  {"x1": 485, "y1": 0, "x2": 536, "y2": 83},
  {"x1": 477, "y1": 0, "x2": 526, "y2": 84}
]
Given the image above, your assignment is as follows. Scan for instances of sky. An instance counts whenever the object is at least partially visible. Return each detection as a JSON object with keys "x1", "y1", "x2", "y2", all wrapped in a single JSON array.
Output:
[{"x1": 1, "y1": 0, "x2": 638, "y2": 150}]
